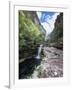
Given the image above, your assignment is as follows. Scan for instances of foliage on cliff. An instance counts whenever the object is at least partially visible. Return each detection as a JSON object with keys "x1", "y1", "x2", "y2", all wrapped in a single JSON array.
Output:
[{"x1": 19, "y1": 11, "x2": 45, "y2": 59}]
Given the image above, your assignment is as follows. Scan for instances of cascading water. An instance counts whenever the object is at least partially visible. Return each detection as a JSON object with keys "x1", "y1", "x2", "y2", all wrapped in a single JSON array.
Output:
[
  {"x1": 35, "y1": 25, "x2": 51, "y2": 59},
  {"x1": 35, "y1": 26, "x2": 49, "y2": 59},
  {"x1": 35, "y1": 44, "x2": 43, "y2": 59}
]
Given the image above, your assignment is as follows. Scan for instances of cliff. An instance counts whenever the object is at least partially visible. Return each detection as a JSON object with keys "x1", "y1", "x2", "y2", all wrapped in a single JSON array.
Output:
[{"x1": 49, "y1": 13, "x2": 63, "y2": 49}]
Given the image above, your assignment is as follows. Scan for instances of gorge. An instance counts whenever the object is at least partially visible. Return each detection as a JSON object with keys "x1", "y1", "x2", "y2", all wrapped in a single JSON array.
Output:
[{"x1": 19, "y1": 11, "x2": 63, "y2": 79}]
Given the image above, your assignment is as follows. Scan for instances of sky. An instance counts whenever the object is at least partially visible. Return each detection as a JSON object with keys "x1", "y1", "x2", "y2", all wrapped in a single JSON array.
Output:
[{"x1": 37, "y1": 11, "x2": 60, "y2": 36}]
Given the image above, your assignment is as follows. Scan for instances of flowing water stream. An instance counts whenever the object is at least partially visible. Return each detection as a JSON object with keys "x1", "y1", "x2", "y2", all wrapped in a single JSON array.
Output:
[
  {"x1": 35, "y1": 27, "x2": 49, "y2": 59},
  {"x1": 35, "y1": 44, "x2": 43, "y2": 59}
]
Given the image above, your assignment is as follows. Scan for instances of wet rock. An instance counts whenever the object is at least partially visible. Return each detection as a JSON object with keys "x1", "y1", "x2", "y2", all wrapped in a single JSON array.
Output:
[{"x1": 31, "y1": 46, "x2": 63, "y2": 78}]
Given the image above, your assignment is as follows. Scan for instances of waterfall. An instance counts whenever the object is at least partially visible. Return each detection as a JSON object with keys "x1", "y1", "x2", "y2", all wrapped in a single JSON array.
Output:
[
  {"x1": 35, "y1": 23, "x2": 51, "y2": 59},
  {"x1": 35, "y1": 27, "x2": 49, "y2": 59},
  {"x1": 35, "y1": 30, "x2": 49, "y2": 59},
  {"x1": 35, "y1": 44, "x2": 43, "y2": 59}
]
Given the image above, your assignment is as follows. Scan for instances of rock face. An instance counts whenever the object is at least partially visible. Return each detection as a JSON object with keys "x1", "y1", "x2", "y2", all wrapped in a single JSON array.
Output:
[
  {"x1": 19, "y1": 12, "x2": 63, "y2": 79},
  {"x1": 30, "y1": 13, "x2": 63, "y2": 78},
  {"x1": 49, "y1": 13, "x2": 63, "y2": 49},
  {"x1": 31, "y1": 47, "x2": 63, "y2": 78},
  {"x1": 21, "y1": 11, "x2": 40, "y2": 26}
]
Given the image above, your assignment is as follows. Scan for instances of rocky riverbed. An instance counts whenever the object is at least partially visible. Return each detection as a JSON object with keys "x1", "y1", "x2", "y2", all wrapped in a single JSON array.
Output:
[{"x1": 31, "y1": 46, "x2": 63, "y2": 78}]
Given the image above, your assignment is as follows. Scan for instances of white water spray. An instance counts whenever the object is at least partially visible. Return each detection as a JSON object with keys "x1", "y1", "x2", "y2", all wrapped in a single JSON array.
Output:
[{"x1": 35, "y1": 44, "x2": 43, "y2": 59}]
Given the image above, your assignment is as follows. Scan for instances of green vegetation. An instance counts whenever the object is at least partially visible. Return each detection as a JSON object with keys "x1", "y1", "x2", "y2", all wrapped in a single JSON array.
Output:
[
  {"x1": 19, "y1": 11, "x2": 45, "y2": 60},
  {"x1": 19, "y1": 12, "x2": 63, "y2": 79}
]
